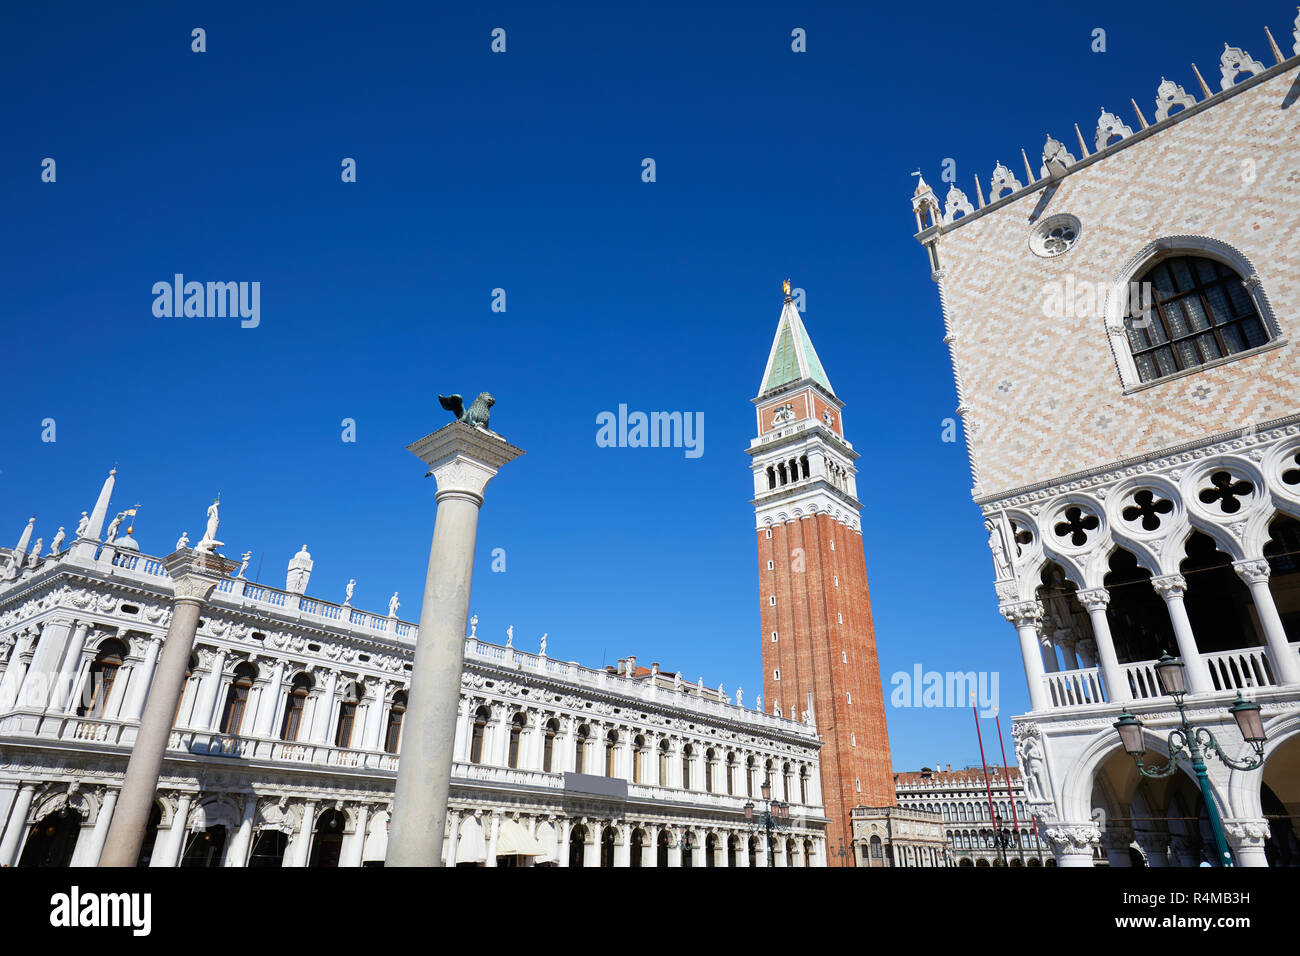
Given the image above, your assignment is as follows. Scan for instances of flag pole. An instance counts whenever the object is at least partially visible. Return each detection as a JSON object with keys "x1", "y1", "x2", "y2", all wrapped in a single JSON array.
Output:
[
  {"x1": 994, "y1": 709, "x2": 1022, "y2": 864},
  {"x1": 973, "y1": 704, "x2": 1006, "y2": 866}
]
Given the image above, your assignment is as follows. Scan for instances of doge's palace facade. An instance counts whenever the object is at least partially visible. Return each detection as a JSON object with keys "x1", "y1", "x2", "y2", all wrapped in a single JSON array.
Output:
[
  {"x1": 0, "y1": 472, "x2": 826, "y2": 867},
  {"x1": 911, "y1": 14, "x2": 1300, "y2": 867}
]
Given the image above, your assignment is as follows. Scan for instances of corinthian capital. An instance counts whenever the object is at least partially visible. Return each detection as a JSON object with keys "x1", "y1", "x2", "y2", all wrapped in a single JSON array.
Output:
[
  {"x1": 1000, "y1": 600, "x2": 1043, "y2": 629},
  {"x1": 1150, "y1": 573, "x2": 1187, "y2": 599},
  {"x1": 1232, "y1": 559, "x2": 1271, "y2": 586},
  {"x1": 1044, "y1": 824, "x2": 1101, "y2": 853},
  {"x1": 1076, "y1": 587, "x2": 1111, "y2": 612},
  {"x1": 164, "y1": 549, "x2": 240, "y2": 604}
]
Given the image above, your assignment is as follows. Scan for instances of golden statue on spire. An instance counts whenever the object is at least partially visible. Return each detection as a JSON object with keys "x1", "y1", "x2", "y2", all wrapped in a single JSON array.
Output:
[{"x1": 782, "y1": 278, "x2": 792, "y2": 299}]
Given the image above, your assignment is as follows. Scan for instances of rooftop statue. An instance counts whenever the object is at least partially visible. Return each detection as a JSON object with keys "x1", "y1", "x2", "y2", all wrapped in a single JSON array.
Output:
[
  {"x1": 438, "y1": 392, "x2": 495, "y2": 430},
  {"x1": 196, "y1": 497, "x2": 225, "y2": 553}
]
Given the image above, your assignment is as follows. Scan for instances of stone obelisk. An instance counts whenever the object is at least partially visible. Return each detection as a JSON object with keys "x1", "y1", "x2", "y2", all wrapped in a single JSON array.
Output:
[
  {"x1": 99, "y1": 525, "x2": 237, "y2": 866},
  {"x1": 387, "y1": 420, "x2": 523, "y2": 866}
]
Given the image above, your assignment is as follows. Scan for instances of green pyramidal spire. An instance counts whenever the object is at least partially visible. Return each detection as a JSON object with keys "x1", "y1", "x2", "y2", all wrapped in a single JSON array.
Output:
[{"x1": 758, "y1": 284, "x2": 835, "y2": 397}]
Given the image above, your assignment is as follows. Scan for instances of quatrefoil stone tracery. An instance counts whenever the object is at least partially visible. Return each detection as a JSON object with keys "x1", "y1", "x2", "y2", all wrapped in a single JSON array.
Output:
[
  {"x1": 1053, "y1": 506, "x2": 1100, "y2": 547},
  {"x1": 1121, "y1": 489, "x2": 1174, "y2": 531},
  {"x1": 1197, "y1": 470, "x2": 1255, "y2": 515}
]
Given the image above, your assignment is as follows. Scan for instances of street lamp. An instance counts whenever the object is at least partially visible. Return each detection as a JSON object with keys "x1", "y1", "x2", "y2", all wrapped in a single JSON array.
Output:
[
  {"x1": 743, "y1": 777, "x2": 791, "y2": 867},
  {"x1": 1112, "y1": 653, "x2": 1266, "y2": 868}
]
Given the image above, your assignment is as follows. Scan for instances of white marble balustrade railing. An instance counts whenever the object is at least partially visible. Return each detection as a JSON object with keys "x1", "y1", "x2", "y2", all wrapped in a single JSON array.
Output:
[
  {"x1": 158, "y1": 728, "x2": 399, "y2": 772},
  {"x1": 1123, "y1": 660, "x2": 1162, "y2": 700},
  {"x1": 453, "y1": 761, "x2": 562, "y2": 789},
  {"x1": 462, "y1": 640, "x2": 815, "y2": 736},
  {"x1": 1042, "y1": 667, "x2": 1106, "y2": 709},
  {"x1": 1203, "y1": 647, "x2": 1275, "y2": 692}
]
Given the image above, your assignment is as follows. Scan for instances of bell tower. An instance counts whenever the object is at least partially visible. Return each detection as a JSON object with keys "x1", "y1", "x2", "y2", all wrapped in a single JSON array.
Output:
[{"x1": 748, "y1": 280, "x2": 895, "y2": 865}]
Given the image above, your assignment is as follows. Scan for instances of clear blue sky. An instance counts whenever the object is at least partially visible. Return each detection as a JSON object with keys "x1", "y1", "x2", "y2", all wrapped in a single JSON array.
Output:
[{"x1": 1, "y1": 1, "x2": 1287, "y2": 769}]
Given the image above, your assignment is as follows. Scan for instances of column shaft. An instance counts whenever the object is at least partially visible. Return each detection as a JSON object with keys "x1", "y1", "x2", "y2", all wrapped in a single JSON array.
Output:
[
  {"x1": 100, "y1": 598, "x2": 204, "y2": 866},
  {"x1": 388, "y1": 493, "x2": 484, "y2": 865}
]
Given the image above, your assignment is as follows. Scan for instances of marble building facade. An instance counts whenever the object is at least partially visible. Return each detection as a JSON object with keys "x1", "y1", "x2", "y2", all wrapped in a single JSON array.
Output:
[
  {"x1": 0, "y1": 474, "x2": 828, "y2": 867},
  {"x1": 910, "y1": 14, "x2": 1300, "y2": 866}
]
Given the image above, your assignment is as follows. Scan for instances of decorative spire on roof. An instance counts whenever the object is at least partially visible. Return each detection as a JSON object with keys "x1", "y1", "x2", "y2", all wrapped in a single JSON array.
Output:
[
  {"x1": 1220, "y1": 43, "x2": 1266, "y2": 89},
  {"x1": 757, "y1": 282, "x2": 835, "y2": 398}
]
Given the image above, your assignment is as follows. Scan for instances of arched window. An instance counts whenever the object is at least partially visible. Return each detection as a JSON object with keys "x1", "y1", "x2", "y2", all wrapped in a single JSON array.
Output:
[
  {"x1": 83, "y1": 639, "x2": 127, "y2": 719},
  {"x1": 334, "y1": 681, "x2": 360, "y2": 748},
  {"x1": 220, "y1": 662, "x2": 257, "y2": 736},
  {"x1": 799, "y1": 766, "x2": 810, "y2": 803},
  {"x1": 783, "y1": 762, "x2": 793, "y2": 800},
  {"x1": 470, "y1": 706, "x2": 490, "y2": 764},
  {"x1": 1124, "y1": 254, "x2": 1270, "y2": 383},
  {"x1": 633, "y1": 735, "x2": 646, "y2": 784},
  {"x1": 605, "y1": 730, "x2": 618, "y2": 777},
  {"x1": 704, "y1": 749, "x2": 715, "y2": 792},
  {"x1": 726, "y1": 752, "x2": 736, "y2": 795},
  {"x1": 543, "y1": 718, "x2": 558, "y2": 772},
  {"x1": 383, "y1": 692, "x2": 406, "y2": 754},
  {"x1": 658, "y1": 740, "x2": 671, "y2": 784},
  {"x1": 682, "y1": 744, "x2": 693, "y2": 790},
  {"x1": 508, "y1": 713, "x2": 525, "y2": 768},
  {"x1": 279, "y1": 674, "x2": 312, "y2": 741},
  {"x1": 574, "y1": 724, "x2": 590, "y2": 773},
  {"x1": 746, "y1": 755, "x2": 756, "y2": 797}
]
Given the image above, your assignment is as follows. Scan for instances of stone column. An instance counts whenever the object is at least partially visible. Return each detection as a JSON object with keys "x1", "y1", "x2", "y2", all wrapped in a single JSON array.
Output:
[
  {"x1": 191, "y1": 648, "x2": 228, "y2": 732},
  {"x1": 1076, "y1": 588, "x2": 1130, "y2": 704},
  {"x1": 387, "y1": 422, "x2": 524, "y2": 867},
  {"x1": 361, "y1": 681, "x2": 387, "y2": 751},
  {"x1": 251, "y1": 659, "x2": 286, "y2": 738},
  {"x1": 341, "y1": 803, "x2": 370, "y2": 867},
  {"x1": 485, "y1": 812, "x2": 501, "y2": 867},
  {"x1": 1151, "y1": 575, "x2": 1213, "y2": 694},
  {"x1": 614, "y1": 824, "x2": 631, "y2": 867},
  {"x1": 1234, "y1": 560, "x2": 1300, "y2": 685},
  {"x1": 224, "y1": 795, "x2": 257, "y2": 867},
  {"x1": 0, "y1": 631, "x2": 35, "y2": 710},
  {"x1": 1045, "y1": 824, "x2": 1100, "y2": 867},
  {"x1": 1001, "y1": 602, "x2": 1049, "y2": 711},
  {"x1": 0, "y1": 783, "x2": 37, "y2": 866},
  {"x1": 121, "y1": 635, "x2": 162, "y2": 721},
  {"x1": 292, "y1": 801, "x2": 318, "y2": 867},
  {"x1": 79, "y1": 789, "x2": 119, "y2": 866},
  {"x1": 99, "y1": 548, "x2": 236, "y2": 867},
  {"x1": 17, "y1": 618, "x2": 74, "y2": 711},
  {"x1": 51, "y1": 622, "x2": 91, "y2": 713},
  {"x1": 1224, "y1": 819, "x2": 1271, "y2": 867},
  {"x1": 444, "y1": 810, "x2": 461, "y2": 866},
  {"x1": 308, "y1": 669, "x2": 338, "y2": 744},
  {"x1": 152, "y1": 792, "x2": 194, "y2": 868},
  {"x1": 556, "y1": 816, "x2": 572, "y2": 868}
]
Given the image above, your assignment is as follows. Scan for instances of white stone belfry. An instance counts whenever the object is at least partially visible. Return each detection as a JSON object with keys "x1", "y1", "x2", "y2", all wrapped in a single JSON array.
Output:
[
  {"x1": 286, "y1": 545, "x2": 313, "y2": 594},
  {"x1": 387, "y1": 421, "x2": 524, "y2": 866}
]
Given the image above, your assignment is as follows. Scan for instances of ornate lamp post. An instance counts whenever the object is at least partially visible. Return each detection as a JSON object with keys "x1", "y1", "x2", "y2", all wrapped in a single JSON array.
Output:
[
  {"x1": 1112, "y1": 653, "x2": 1266, "y2": 868},
  {"x1": 743, "y1": 777, "x2": 791, "y2": 867},
  {"x1": 829, "y1": 834, "x2": 851, "y2": 867}
]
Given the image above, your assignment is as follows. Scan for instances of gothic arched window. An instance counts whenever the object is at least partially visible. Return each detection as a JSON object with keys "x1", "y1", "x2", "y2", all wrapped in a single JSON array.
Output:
[
  {"x1": 384, "y1": 692, "x2": 406, "y2": 754},
  {"x1": 574, "y1": 724, "x2": 590, "y2": 773},
  {"x1": 220, "y1": 662, "x2": 257, "y2": 736},
  {"x1": 470, "y1": 706, "x2": 490, "y2": 764},
  {"x1": 1124, "y1": 254, "x2": 1269, "y2": 383},
  {"x1": 633, "y1": 735, "x2": 646, "y2": 783},
  {"x1": 280, "y1": 673, "x2": 312, "y2": 741},
  {"x1": 542, "y1": 718, "x2": 558, "y2": 772},
  {"x1": 508, "y1": 713, "x2": 525, "y2": 769},
  {"x1": 83, "y1": 639, "x2": 127, "y2": 719},
  {"x1": 334, "y1": 681, "x2": 360, "y2": 749}
]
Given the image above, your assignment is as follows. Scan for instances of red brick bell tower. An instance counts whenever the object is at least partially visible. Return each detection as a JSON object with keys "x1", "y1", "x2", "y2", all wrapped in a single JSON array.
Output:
[{"x1": 748, "y1": 281, "x2": 895, "y2": 865}]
